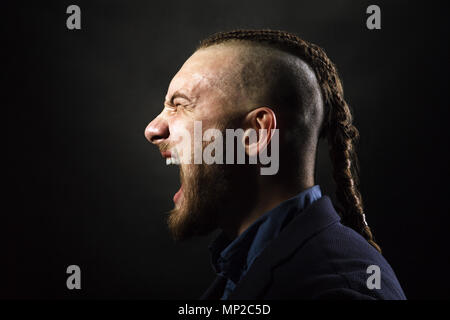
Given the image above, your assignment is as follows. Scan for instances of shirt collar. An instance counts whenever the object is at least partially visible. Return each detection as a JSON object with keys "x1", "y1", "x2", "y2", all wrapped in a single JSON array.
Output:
[{"x1": 209, "y1": 185, "x2": 322, "y2": 283}]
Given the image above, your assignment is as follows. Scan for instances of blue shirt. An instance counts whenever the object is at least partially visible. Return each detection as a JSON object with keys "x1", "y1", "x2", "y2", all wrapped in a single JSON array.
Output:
[{"x1": 209, "y1": 185, "x2": 322, "y2": 300}]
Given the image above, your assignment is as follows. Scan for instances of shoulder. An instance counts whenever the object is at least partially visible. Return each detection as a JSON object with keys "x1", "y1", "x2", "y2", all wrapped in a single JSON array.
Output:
[{"x1": 262, "y1": 220, "x2": 406, "y2": 300}]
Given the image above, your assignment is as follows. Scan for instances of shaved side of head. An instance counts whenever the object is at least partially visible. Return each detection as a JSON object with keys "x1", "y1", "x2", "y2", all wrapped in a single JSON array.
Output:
[{"x1": 195, "y1": 41, "x2": 325, "y2": 184}]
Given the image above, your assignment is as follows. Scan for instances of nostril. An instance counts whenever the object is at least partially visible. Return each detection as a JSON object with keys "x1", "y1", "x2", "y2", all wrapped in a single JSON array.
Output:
[
  {"x1": 145, "y1": 119, "x2": 170, "y2": 144},
  {"x1": 150, "y1": 134, "x2": 165, "y2": 143}
]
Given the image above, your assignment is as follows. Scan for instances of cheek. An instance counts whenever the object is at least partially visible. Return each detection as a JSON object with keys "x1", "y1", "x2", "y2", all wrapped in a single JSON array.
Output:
[
  {"x1": 199, "y1": 109, "x2": 225, "y2": 127},
  {"x1": 169, "y1": 118, "x2": 195, "y2": 158}
]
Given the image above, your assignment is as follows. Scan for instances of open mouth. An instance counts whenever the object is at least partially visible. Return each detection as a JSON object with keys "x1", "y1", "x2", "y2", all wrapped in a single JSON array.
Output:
[{"x1": 162, "y1": 149, "x2": 183, "y2": 204}]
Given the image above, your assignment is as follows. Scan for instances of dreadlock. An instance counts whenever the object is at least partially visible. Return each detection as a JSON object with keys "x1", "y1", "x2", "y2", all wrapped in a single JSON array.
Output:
[{"x1": 197, "y1": 29, "x2": 382, "y2": 253}]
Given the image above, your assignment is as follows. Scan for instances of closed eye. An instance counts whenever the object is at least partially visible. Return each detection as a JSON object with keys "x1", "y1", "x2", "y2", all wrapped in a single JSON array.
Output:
[{"x1": 163, "y1": 103, "x2": 177, "y2": 113}]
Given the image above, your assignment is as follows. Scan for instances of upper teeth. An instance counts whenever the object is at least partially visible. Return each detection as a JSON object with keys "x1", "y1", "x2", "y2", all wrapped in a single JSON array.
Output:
[
  {"x1": 166, "y1": 149, "x2": 180, "y2": 165},
  {"x1": 166, "y1": 156, "x2": 180, "y2": 165}
]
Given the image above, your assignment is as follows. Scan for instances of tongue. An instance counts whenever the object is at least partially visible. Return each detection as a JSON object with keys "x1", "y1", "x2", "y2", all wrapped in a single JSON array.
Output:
[{"x1": 173, "y1": 185, "x2": 183, "y2": 203}]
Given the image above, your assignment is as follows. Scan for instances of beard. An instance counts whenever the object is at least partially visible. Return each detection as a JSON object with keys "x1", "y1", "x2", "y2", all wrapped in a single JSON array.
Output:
[{"x1": 167, "y1": 122, "x2": 258, "y2": 241}]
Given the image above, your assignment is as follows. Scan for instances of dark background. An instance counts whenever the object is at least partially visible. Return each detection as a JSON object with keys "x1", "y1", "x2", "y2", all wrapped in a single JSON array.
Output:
[{"x1": 3, "y1": 0, "x2": 449, "y2": 299}]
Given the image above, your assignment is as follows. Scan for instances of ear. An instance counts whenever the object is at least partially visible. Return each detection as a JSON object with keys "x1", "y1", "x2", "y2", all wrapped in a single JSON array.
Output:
[{"x1": 242, "y1": 107, "x2": 277, "y2": 157}]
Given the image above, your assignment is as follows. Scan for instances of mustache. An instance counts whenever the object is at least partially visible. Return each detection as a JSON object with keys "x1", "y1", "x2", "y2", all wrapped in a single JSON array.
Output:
[{"x1": 158, "y1": 142, "x2": 171, "y2": 153}]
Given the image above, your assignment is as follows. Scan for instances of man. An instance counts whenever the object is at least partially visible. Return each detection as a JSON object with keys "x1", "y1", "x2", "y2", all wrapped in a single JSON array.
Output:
[{"x1": 144, "y1": 29, "x2": 406, "y2": 300}]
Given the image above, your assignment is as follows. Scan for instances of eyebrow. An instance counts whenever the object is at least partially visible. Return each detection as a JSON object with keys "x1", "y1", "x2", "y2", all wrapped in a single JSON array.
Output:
[{"x1": 166, "y1": 91, "x2": 192, "y2": 105}]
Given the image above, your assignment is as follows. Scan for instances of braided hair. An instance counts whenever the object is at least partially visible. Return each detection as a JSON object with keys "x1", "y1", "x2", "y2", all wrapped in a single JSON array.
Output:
[{"x1": 197, "y1": 29, "x2": 382, "y2": 253}]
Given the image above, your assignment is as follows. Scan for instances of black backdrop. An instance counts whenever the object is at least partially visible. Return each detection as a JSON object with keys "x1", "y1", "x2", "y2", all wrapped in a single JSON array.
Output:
[{"x1": 4, "y1": 0, "x2": 450, "y2": 299}]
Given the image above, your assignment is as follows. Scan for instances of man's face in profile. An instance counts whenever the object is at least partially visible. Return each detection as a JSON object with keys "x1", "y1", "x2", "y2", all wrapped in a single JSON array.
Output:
[{"x1": 145, "y1": 45, "x2": 257, "y2": 240}]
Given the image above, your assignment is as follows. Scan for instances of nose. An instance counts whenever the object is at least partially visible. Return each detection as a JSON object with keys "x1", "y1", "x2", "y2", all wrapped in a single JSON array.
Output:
[{"x1": 145, "y1": 116, "x2": 169, "y2": 145}]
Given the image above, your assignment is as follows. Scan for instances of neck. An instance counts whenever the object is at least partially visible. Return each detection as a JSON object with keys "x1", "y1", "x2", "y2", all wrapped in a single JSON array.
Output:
[{"x1": 221, "y1": 178, "x2": 314, "y2": 240}]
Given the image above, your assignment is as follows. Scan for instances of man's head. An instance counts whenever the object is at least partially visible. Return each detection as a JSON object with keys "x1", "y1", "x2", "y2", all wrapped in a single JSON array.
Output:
[{"x1": 144, "y1": 29, "x2": 381, "y2": 252}]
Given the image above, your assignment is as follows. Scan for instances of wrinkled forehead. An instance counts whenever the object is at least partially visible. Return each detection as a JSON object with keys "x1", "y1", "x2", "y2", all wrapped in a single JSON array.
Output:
[{"x1": 165, "y1": 46, "x2": 243, "y2": 102}]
